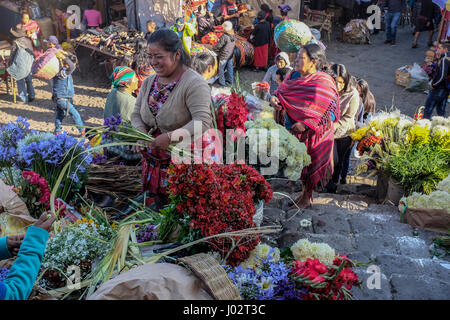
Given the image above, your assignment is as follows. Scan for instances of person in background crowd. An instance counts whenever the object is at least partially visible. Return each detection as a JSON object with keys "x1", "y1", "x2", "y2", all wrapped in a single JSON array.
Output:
[
  {"x1": 131, "y1": 29, "x2": 212, "y2": 209},
  {"x1": 263, "y1": 52, "x2": 292, "y2": 95},
  {"x1": 132, "y1": 39, "x2": 155, "y2": 94},
  {"x1": 221, "y1": 0, "x2": 240, "y2": 31},
  {"x1": 279, "y1": 4, "x2": 292, "y2": 21},
  {"x1": 145, "y1": 20, "x2": 157, "y2": 42},
  {"x1": 21, "y1": 12, "x2": 42, "y2": 56},
  {"x1": 191, "y1": 52, "x2": 217, "y2": 83},
  {"x1": 423, "y1": 42, "x2": 450, "y2": 118},
  {"x1": 259, "y1": 3, "x2": 278, "y2": 63},
  {"x1": 275, "y1": 67, "x2": 290, "y2": 85},
  {"x1": 0, "y1": 212, "x2": 56, "y2": 300},
  {"x1": 356, "y1": 78, "x2": 377, "y2": 118},
  {"x1": 339, "y1": 77, "x2": 377, "y2": 183},
  {"x1": 9, "y1": 24, "x2": 35, "y2": 104},
  {"x1": 196, "y1": 4, "x2": 215, "y2": 40},
  {"x1": 51, "y1": 49, "x2": 84, "y2": 136},
  {"x1": 271, "y1": 44, "x2": 340, "y2": 208},
  {"x1": 325, "y1": 64, "x2": 360, "y2": 191},
  {"x1": 383, "y1": 0, "x2": 407, "y2": 45},
  {"x1": 252, "y1": 11, "x2": 271, "y2": 71},
  {"x1": 260, "y1": 3, "x2": 274, "y2": 24},
  {"x1": 83, "y1": 0, "x2": 103, "y2": 31},
  {"x1": 104, "y1": 66, "x2": 138, "y2": 122},
  {"x1": 170, "y1": 17, "x2": 196, "y2": 55},
  {"x1": 43, "y1": 35, "x2": 62, "y2": 50},
  {"x1": 412, "y1": 0, "x2": 437, "y2": 48},
  {"x1": 357, "y1": 0, "x2": 373, "y2": 19},
  {"x1": 213, "y1": 21, "x2": 236, "y2": 86}
]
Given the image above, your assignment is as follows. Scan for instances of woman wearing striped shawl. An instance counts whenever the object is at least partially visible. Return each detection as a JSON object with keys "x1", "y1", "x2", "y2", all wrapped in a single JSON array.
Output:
[{"x1": 271, "y1": 44, "x2": 340, "y2": 208}]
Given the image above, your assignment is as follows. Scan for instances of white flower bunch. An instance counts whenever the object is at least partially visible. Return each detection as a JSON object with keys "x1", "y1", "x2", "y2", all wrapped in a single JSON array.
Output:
[
  {"x1": 245, "y1": 119, "x2": 311, "y2": 181},
  {"x1": 399, "y1": 191, "x2": 450, "y2": 213},
  {"x1": 240, "y1": 243, "x2": 281, "y2": 269},
  {"x1": 42, "y1": 220, "x2": 114, "y2": 276},
  {"x1": 437, "y1": 174, "x2": 450, "y2": 193},
  {"x1": 290, "y1": 238, "x2": 335, "y2": 265},
  {"x1": 431, "y1": 116, "x2": 450, "y2": 128}
]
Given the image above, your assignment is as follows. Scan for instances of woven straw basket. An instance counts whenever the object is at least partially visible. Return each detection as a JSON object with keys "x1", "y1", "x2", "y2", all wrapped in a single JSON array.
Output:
[{"x1": 178, "y1": 253, "x2": 241, "y2": 300}]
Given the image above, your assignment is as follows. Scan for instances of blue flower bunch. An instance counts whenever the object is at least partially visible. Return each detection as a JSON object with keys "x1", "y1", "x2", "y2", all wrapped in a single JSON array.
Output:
[
  {"x1": 17, "y1": 132, "x2": 93, "y2": 201},
  {"x1": 225, "y1": 250, "x2": 304, "y2": 300},
  {"x1": 0, "y1": 117, "x2": 34, "y2": 185},
  {"x1": 0, "y1": 117, "x2": 33, "y2": 167}
]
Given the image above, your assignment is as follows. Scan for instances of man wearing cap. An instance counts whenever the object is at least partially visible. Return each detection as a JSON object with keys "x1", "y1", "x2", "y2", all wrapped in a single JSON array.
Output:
[
  {"x1": 213, "y1": 21, "x2": 236, "y2": 86},
  {"x1": 9, "y1": 24, "x2": 35, "y2": 104}
]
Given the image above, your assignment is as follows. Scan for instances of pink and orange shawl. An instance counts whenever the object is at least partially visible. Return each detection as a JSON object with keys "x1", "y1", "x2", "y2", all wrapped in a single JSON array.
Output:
[{"x1": 275, "y1": 71, "x2": 340, "y2": 192}]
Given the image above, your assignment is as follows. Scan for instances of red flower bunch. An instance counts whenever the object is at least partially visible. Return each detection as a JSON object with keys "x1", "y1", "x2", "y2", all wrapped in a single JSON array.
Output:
[
  {"x1": 356, "y1": 135, "x2": 382, "y2": 156},
  {"x1": 216, "y1": 92, "x2": 249, "y2": 140},
  {"x1": 21, "y1": 171, "x2": 67, "y2": 218},
  {"x1": 291, "y1": 255, "x2": 360, "y2": 300},
  {"x1": 22, "y1": 171, "x2": 51, "y2": 205},
  {"x1": 167, "y1": 163, "x2": 273, "y2": 266}
]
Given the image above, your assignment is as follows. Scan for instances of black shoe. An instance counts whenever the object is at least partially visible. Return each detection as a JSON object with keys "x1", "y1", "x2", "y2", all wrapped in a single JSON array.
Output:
[
  {"x1": 325, "y1": 181, "x2": 338, "y2": 193},
  {"x1": 340, "y1": 178, "x2": 347, "y2": 185},
  {"x1": 391, "y1": 40, "x2": 396, "y2": 45},
  {"x1": 384, "y1": 40, "x2": 391, "y2": 44},
  {"x1": 28, "y1": 97, "x2": 35, "y2": 103}
]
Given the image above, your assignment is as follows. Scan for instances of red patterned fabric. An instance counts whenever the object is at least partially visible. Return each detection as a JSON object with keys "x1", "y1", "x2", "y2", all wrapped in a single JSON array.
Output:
[
  {"x1": 253, "y1": 43, "x2": 269, "y2": 67},
  {"x1": 275, "y1": 71, "x2": 340, "y2": 192}
]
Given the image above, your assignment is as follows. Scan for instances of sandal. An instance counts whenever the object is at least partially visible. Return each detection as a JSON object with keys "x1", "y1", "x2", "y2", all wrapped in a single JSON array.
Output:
[{"x1": 411, "y1": 43, "x2": 418, "y2": 48}]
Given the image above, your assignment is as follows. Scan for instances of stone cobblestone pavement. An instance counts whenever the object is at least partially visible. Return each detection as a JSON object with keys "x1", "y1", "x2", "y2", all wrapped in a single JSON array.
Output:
[{"x1": 262, "y1": 179, "x2": 450, "y2": 300}]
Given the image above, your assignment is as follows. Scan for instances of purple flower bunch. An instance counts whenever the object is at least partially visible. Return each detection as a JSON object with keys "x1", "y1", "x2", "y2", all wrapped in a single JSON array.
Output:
[
  {"x1": 92, "y1": 153, "x2": 107, "y2": 164},
  {"x1": 0, "y1": 267, "x2": 9, "y2": 282},
  {"x1": 225, "y1": 251, "x2": 304, "y2": 300},
  {"x1": 0, "y1": 117, "x2": 33, "y2": 166},
  {"x1": 136, "y1": 224, "x2": 158, "y2": 243},
  {"x1": 103, "y1": 114, "x2": 123, "y2": 139}
]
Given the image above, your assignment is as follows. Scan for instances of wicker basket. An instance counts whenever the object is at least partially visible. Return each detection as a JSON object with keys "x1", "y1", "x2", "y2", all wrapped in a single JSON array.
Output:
[{"x1": 178, "y1": 253, "x2": 241, "y2": 300}]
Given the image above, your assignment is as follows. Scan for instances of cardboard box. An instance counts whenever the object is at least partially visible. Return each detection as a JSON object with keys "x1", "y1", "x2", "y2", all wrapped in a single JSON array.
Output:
[{"x1": 395, "y1": 65, "x2": 412, "y2": 87}]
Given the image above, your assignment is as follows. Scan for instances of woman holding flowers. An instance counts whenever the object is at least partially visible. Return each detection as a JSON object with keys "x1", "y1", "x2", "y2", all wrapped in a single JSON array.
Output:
[
  {"x1": 131, "y1": 28, "x2": 212, "y2": 208},
  {"x1": 271, "y1": 44, "x2": 340, "y2": 208}
]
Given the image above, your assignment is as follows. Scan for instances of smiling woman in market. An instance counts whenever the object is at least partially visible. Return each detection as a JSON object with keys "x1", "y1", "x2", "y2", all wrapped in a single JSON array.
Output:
[{"x1": 130, "y1": 28, "x2": 212, "y2": 208}]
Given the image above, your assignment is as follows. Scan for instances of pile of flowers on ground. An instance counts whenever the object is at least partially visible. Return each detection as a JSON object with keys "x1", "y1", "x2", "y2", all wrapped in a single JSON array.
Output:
[
  {"x1": 399, "y1": 173, "x2": 450, "y2": 213},
  {"x1": 351, "y1": 112, "x2": 450, "y2": 194},
  {"x1": 245, "y1": 118, "x2": 311, "y2": 181},
  {"x1": 166, "y1": 163, "x2": 273, "y2": 266},
  {"x1": 224, "y1": 240, "x2": 360, "y2": 300}
]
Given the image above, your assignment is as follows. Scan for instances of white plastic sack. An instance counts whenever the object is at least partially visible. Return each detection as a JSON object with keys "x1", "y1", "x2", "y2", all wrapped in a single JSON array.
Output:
[{"x1": 409, "y1": 63, "x2": 428, "y2": 80}]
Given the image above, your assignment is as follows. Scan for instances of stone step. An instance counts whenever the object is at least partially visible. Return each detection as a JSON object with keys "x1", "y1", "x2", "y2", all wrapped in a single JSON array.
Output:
[{"x1": 389, "y1": 274, "x2": 450, "y2": 300}]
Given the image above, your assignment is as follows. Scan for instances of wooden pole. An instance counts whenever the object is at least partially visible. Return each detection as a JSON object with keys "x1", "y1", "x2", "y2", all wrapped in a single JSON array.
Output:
[{"x1": 438, "y1": 9, "x2": 447, "y2": 42}]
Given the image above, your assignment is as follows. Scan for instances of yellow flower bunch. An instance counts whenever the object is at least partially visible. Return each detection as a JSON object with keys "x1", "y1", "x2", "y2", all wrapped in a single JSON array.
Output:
[
  {"x1": 350, "y1": 126, "x2": 371, "y2": 141},
  {"x1": 407, "y1": 124, "x2": 430, "y2": 146},
  {"x1": 382, "y1": 117, "x2": 400, "y2": 128},
  {"x1": 75, "y1": 217, "x2": 98, "y2": 228}
]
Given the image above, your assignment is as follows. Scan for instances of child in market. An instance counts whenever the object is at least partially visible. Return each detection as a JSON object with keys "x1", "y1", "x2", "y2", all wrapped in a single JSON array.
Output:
[
  {"x1": 213, "y1": 21, "x2": 236, "y2": 86},
  {"x1": 262, "y1": 52, "x2": 292, "y2": 95},
  {"x1": 0, "y1": 212, "x2": 56, "y2": 300},
  {"x1": 51, "y1": 49, "x2": 85, "y2": 135},
  {"x1": 275, "y1": 67, "x2": 290, "y2": 86}
]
